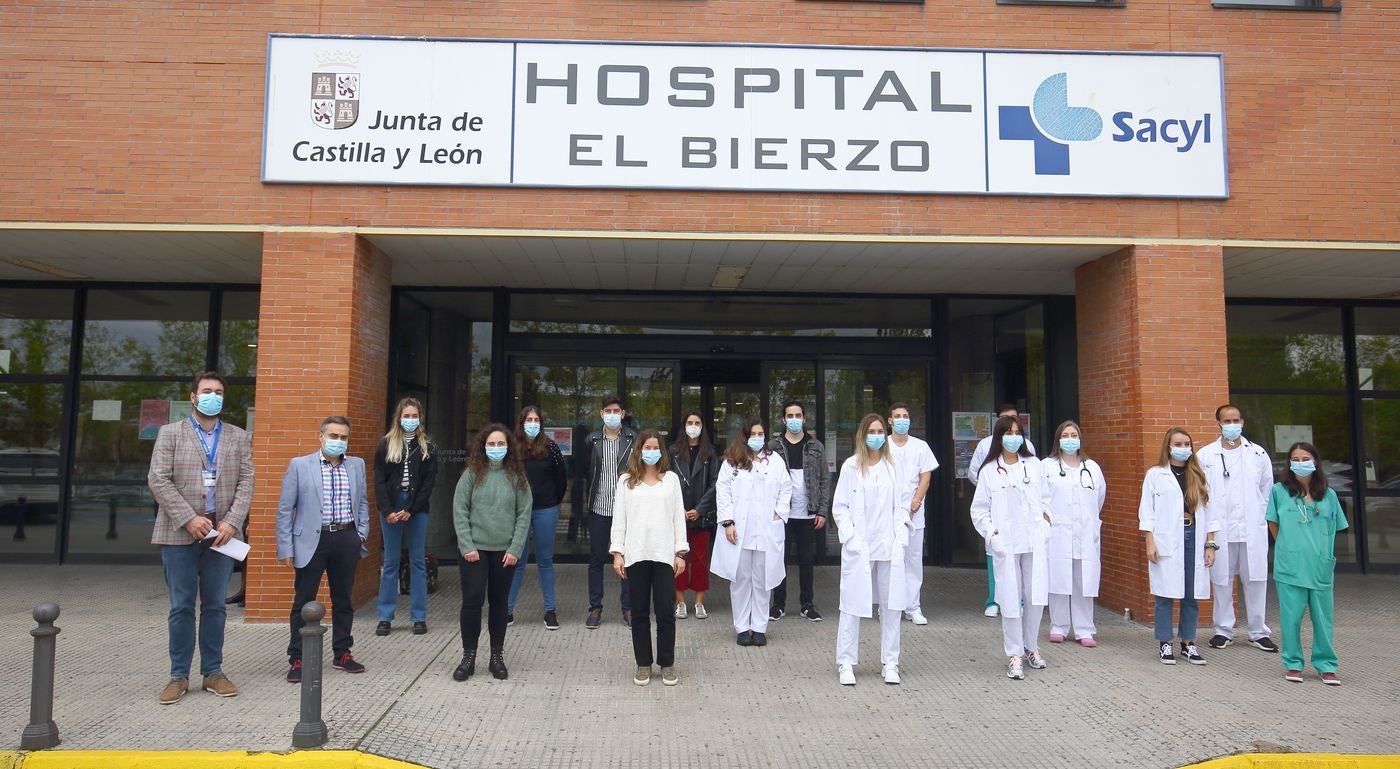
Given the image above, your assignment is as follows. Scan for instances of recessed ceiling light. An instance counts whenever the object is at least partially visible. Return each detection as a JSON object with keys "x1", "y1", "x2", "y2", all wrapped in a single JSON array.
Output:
[
  {"x1": 5, "y1": 258, "x2": 90, "y2": 280},
  {"x1": 711, "y1": 266, "x2": 748, "y2": 289}
]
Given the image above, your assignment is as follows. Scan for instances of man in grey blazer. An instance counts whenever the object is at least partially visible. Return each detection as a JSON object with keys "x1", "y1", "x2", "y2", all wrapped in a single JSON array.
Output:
[{"x1": 276, "y1": 415, "x2": 370, "y2": 682}]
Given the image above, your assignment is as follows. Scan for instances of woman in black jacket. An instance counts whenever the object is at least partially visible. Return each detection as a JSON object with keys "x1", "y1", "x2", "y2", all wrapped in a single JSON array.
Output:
[
  {"x1": 668, "y1": 410, "x2": 720, "y2": 620},
  {"x1": 507, "y1": 405, "x2": 569, "y2": 630},
  {"x1": 373, "y1": 397, "x2": 438, "y2": 636}
]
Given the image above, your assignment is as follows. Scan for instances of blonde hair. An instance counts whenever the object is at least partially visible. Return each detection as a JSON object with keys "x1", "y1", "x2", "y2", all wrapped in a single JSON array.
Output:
[
  {"x1": 1157, "y1": 427, "x2": 1209, "y2": 512},
  {"x1": 384, "y1": 397, "x2": 432, "y2": 464},
  {"x1": 854, "y1": 413, "x2": 891, "y2": 476}
]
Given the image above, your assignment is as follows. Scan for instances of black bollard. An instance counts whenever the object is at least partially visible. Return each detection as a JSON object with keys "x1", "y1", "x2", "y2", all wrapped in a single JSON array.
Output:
[
  {"x1": 291, "y1": 601, "x2": 329, "y2": 749},
  {"x1": 21, "y1": 603, "x2": 60, "y2": 750}
]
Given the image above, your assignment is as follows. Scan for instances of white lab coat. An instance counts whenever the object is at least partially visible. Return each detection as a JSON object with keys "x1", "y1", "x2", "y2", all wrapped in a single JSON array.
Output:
[
  {"x1": 967, "y1": 435, "x2": 1036, "y2": 485},
  {"x1": 710, "y1": 452, "x2": 792, "y2": 591},
  {"x1": 831, "y1": 455, "x2": 909, "y2": 617},
  {"x1": 969, "y1": 456, "x2": 1050, "y2": 617},
  {"x1": 1195, "y1": 437, "x2": 1272, "y2": 586},
  {"x1": 1138, "y1": 465, "x2": 1222, "y2": 600},
  {"x1": 1041, "y1": 457, "x2": 1107, "y2": 597}
]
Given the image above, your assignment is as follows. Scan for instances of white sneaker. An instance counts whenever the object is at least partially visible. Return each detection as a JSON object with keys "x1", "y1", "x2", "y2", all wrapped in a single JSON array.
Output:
[
  {"x1": 905, "y1": 609, "x2": 928, "y2": 625},
  {"x1": 1026, "y1": 650, "x2": 1047, "y2": 670},
  {"x1": 882, "y1": 664, "x2": 901, "y2": 685},
  {"x1": 1007, "y1": 656, "x2": 1025, "y2": 680},
  {"x1": 694, "y1": 604, "x2": 708, "y2": 620},
  {"x1": 674, "y1": 602, "x2": 687, "y2": 620},
  {"x1": 984, "y1": 605, "x2": 1000, "y2": 618},
  {"x1": 838, "y1": 664, "x2": 856, "y2": 686}
]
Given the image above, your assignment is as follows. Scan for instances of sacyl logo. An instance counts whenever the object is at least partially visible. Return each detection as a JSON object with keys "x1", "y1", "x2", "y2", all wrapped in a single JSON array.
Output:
[{"x1": 998, "y1": 73, "x2": 1102, "y2": 176}]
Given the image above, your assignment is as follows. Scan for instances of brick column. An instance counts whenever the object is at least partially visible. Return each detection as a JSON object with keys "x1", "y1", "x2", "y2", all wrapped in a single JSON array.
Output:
[
  {"x1": 1076, "y1": 244, "x2": 1228, "y2": 628},
  {"x1": 244, "y1": 233, "x2": 392, "y2": 623}
]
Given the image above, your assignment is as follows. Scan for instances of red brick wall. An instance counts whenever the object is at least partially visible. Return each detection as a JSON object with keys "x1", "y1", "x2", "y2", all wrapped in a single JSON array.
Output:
[
  {"x1": 1077, "y1": 244, "x2": 1230, "y2": 627},
  {"x1": 244, "y1": 233, "x2": 391, "y2": 623},
  {"x1": 0, "y1": 1, "x2": 1395, "y2": 244}
]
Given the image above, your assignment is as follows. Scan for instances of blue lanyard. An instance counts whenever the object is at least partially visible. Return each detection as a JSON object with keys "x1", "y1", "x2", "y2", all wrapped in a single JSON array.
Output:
[{"x1": 190, "y1": 415, "x2": 222, "y2": 472}]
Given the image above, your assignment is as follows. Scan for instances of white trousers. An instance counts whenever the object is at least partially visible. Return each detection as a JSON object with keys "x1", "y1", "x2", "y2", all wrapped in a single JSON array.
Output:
[
  {"x1": 1000, "y1": 552, "x2": 1044, "y2": 657},
  {"x1": 1048, "y1": 559, "x2": 1097, "y2": 639},
  {"x1": 836, "y1": 561, "x2": 901, "y2": 666},
  {"x1": 1212, "y1": 540, "x2": 1271, "y2": 640},
  {"x1": 904, "y1": 526, "x2": 925, "y2": 614},
  {"x1": 731, "y1": 548, "x2": 770, "y2": 633}
]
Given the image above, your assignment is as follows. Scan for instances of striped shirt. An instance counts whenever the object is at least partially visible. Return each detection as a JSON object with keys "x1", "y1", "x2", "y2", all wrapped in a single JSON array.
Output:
[
  {"x1": 400, "y1": 437, "x2": 414, "y2": 490},
  {"x1": 592, "y1": 435, "x2": 621, "y2": 517},
  {"x1": 320, "y1": 455, "x2": 353, "y2": 526}
]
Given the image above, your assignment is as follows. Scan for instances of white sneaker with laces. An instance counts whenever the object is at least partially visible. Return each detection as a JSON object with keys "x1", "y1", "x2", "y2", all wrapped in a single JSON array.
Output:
[
  {"x1": 1026, "y1": 650, "x2": 1047, "y2": 670},
  {"x1": 674, "y1": 602, "x2": 687, "y2": 620},
  {"x1": 984, "y1": 605, "x2": 1000, "y2": 618},
  {"x1": 882, "y1": 664, "x2": 901, "y2": 685},
  {"x1": 905, "y1": 609, "x2": 928, "y2": 625},
  {"x1": 838, "y1": 664, "x2": 856, "y2": 686},
  {"x1": 1007, "y1": 656, "x2": 1025, "y2": 680},
  {"x1": 694, "y1": 604, "x2": 708, "y2": 619}
]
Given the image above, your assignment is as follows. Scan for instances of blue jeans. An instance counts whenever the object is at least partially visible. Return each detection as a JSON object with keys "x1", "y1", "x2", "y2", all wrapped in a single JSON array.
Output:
[
  {"x1": 378, "y1": 494, "x2": 429, "y2": 623},
  {"x1": 161, "y1": 541, "x2": 236, "y2": 679},
  {"x1": 508, "y1": 506, "x2": 559, "y2": 612},
  {"x1": 1155, "y1": 522, "x2": 1199, "y2": 642}
]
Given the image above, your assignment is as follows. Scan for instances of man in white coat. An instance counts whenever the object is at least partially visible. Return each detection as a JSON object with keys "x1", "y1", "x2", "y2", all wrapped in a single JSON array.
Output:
[
  {"x1": 887, "y1": 403, "x2": 937, "y2": 625},
  {"x1": 967, "y1": 404, "x2": 1035, "y2": 618},
  {"x1": 1197, "y1": 404, "x2": 1277, "y2": 653}
]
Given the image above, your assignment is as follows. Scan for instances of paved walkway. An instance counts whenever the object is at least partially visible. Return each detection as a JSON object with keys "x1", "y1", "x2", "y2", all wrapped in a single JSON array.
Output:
[{"x1": 0, "y1": 564, "x2": 1395, "y2": 768}]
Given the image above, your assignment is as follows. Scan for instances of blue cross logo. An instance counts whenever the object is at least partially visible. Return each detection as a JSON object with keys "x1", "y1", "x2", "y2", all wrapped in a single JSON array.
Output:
[{"x1": 999, "y1": 73, "x2": 1103, "y2": 176}]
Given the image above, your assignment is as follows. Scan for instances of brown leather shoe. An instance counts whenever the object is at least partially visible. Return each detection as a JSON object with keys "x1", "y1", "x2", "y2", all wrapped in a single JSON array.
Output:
[
  {"x1": 201, "y1": 673, "x2": 238, "y2": 698},
  {"x1": 159, "y1": 678, "x2": 188, "y2": 705}
]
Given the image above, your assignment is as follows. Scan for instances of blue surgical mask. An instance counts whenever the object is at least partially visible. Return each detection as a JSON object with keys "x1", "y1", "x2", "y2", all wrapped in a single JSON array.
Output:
[
  {"x1": 485, "y1": 446, "x2": 508, "y2": 462},
  {"x1": 1059, "y1": 438, "x2": 1081, "y2": 454},
  {"x1": 785, "y1": 418, "x2": 804, "y2": 434},
  {"x1": 892, "y1": 418, "x2": 911, "y2": 436},
  {"x1": 1221, "y1": 424, "x2": 1243, "y2": 441},
  {"x1": 747, "y1": 436, "x2": 765, "y2": 452},
  {"x1": 195, "y1": 393, "x2": 223, "y2": 416},
  {"x1": 602, "y1": 413, "x2": 622, "y2": 430},
  {"x1": 1290, "y1": 460, "x2": 1316, "y2": 478},
  {"x1": 523, "y1": 423, "x2": 541, "y2": 439},
  {"x1": 322, "y1": 438, "x2": 347, "y2": 458},
  {"x1": 1002, "y1": 435, "x2": 1024, "y2": 453},
  {"x1": 1170, "y1": 447, "x2": 1193, "y2": 462},
  {"x1": 400, "y1": 418, "x2": 420, "y2": 433},
  {"x1": 641, "y1": 449, "x2": 662, "y2": 466},
  {"x1": 865, "y1": 434, "x2": 886, "y2": 450}
]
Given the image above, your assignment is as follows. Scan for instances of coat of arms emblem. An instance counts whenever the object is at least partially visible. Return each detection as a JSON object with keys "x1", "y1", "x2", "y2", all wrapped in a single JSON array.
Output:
[{"x1": 311, "y1": 50, "x2": 360, "y2": 130}]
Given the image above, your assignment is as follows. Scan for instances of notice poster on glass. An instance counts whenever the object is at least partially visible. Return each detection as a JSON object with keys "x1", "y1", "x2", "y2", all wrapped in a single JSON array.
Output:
[
  {"x1": 0, "y1": 349, "x2": 10, "y2": 374},
  {"x1": 139, "y1": 400, "x2": 170, "y2": 439},
  {"x1": 169, "y1": 400, "x2": 193, "y2": 423},
  {"x1": 1274, "y1": 425, "x2": 1313, "y2": 453},
  {"x1": 953, "y1": 412, "x2": 992, "y2": 441},
  {"x1": 954, "y1": 439, "x2": 980, "y2": 480},
  {"x1": 546, "y1": 427, "x2": 573, "y2": 456},
  {"x1": 92, "y1": 400, "x2": 122, "y2": 422}
]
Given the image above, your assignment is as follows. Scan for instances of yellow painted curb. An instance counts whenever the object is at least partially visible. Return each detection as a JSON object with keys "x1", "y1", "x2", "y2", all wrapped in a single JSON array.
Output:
[
  {"x1": 1184, "y1": 755, "x2": 1400, "y2": 769},
  {"x1": 0, "y1": 751, "x2": 425, "y2": 769}
]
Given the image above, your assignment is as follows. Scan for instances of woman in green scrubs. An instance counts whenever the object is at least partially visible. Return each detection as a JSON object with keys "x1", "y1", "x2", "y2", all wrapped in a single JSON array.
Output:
[{"x1": 1265, "y1": 442, "x2": 1348, "y2": 686}]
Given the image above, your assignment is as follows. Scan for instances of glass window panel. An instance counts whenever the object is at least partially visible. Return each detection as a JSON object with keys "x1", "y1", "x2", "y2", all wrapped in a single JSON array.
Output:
[
  {"x1": 218, "y1": 291, "x2": 260, "y2": 377},
  {"x1": 0, "y1": 482, "x2": 60, "y2": 556},
  {"x1": 1360, "y1": 398, "x2": 1400, "y2": 490},
  {"x1": 767, "y1": 365, "x2": 818, "y2": 440},
  {"x1": 0, "y1": 382, "x2": 65, "y2": 556},
  {"x1": 73, "y1": 381, "x2": 189, "y2": 483},
  {"x1": 1355, "y1": 307, "x2": 1400, "y2": 392},
  {"x1": 83, "y1": 290, "x2": 210, "y2": 376},
  {"x1": 66, "y1": 483, "x2": 157, "y2": 556},
  {"x1": 1366, "y1": 496, "x2": 1400, "y2": 567},
  {"x1": 0, "y1": 289, "x2": 74, "y2": 375},
  {"x1": 625, "y1": 362, "x2": 675, "y2": 434},
  {"x1": 1227, "y1": 305, "x2": 1345, "y2": 391},
  {"x1": 711, "y1": 383, "x2": 762, "y2": 452},
  {"x1": 1231, "y1": 393, "x2": 1355, "y2": 563}
]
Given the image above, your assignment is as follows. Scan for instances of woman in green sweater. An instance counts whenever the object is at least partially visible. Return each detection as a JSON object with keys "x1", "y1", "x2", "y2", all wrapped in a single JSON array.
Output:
[{"x1": 452, "y1": 423, "x2": 532, "y2": 682}]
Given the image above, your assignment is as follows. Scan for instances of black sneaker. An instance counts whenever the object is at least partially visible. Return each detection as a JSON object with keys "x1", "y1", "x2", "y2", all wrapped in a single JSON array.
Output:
[
  {"x1": 751, "y1": 632, "x2": 768, "y2": 647},
  {"x1": 333, "y1": 651, "x2": 366, "y2": 674},
  {"x1": 769, "y1": 606, "x2": 785, "y2": 621},
  {"x1": 623, "y1": 610, "x2": 632, "y2": 628},
  {"x1": 506, "y1": 613, "x2": 515, "y2": 627},
  {"x1": 375, "y1": 620, "x2": 391, "y2": 636},
  {"x1": 286, "y1": 659, "x2": 303, "y2": 682},
  {"x1": 412, "y1": 621, "x2": 427, "y2": 635},
  {"x1": 736, "y1": 631, "x2": 753, "y2": 647},
  {"x1": 800, "y1": 606, "x2": 823, "y2": 622},
  {"x1": 1158, "y1": 642, "x2": 1176, "y2": 665},
  {"x1": 1182, "y1": 642, "x2": 1206, "y2": 665},
  {"x1": 1249, "y1": 637, "x2": 1279, "y2": 653},
  {"x1": 1208, "y1": 634, "x2": 1230, "y2": 649},
  {"x1": 544, "y1": 610, "x2": 560, "y2": 630}
]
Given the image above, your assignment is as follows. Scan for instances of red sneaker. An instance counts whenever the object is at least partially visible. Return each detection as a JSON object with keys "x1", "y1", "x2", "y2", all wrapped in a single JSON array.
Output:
[{"x1": 1319, "y1": 672, "x2": 1340, "y2": 686}]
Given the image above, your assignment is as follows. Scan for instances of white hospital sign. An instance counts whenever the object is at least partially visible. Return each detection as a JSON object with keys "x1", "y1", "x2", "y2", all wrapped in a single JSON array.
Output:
[{"x1": 263, "y1": 35, "x2": 1228, "y2": 199}]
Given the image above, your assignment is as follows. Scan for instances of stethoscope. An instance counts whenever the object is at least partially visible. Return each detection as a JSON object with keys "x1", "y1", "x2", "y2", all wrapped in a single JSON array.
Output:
[
  {"x1": 1057, "y1": 459, "x2": 1095, "y2": 490},
  {"x1": 996, "y1": 458, "x2": 1031, "y2": 485}
]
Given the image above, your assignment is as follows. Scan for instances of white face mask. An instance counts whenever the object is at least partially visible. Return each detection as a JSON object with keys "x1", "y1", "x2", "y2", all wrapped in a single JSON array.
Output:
[{"x1": 685, "y1": 425, "x2": 702, "y2": 439}]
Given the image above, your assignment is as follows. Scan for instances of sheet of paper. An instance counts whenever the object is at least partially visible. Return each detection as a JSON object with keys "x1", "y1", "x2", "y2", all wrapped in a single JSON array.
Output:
[
  {"x1": 203, "y1": 530, "x2": 250, "y2": 562},
  {"x1": 92, "y1": 399, "x2": 122, "y2": 421}
]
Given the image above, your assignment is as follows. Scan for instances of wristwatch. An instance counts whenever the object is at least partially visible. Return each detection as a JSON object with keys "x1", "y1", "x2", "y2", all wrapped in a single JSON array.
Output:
[
  {"x1": 721, "y1": 520, "x2": 735, "y2": 528},
  {"x1": 1203, "y1": 541, "x2": 1220, "y2": 551}
]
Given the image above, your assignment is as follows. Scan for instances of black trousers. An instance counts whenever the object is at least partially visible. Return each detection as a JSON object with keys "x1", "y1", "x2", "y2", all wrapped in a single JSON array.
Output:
[
  {"x1": 588, "y1": 512, "x2": 630, "y2": 612},
  {"x1": 459, "y1": 551, "x2": 515, "y2": 652},
  {"x1": 288, "y1": 527, "x2": 360, "y2": 661},
  {"x1": 772, "y1": 517, "x2": 817, "y2": 611},
  {"x1": 627, "y1": 560, "x2": 677, "y2": 667}
]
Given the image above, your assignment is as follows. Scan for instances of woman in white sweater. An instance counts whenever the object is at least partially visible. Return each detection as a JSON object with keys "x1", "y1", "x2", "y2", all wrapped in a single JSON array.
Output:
[{"x1": 611, "y1": 429, "x2": 689, "y2": 687}]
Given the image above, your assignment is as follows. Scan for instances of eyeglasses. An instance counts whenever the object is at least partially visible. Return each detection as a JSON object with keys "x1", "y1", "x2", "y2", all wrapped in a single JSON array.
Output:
[
  {"x1": 997, "y1": 460, "x2": 1031, "y2": 484},
  {"x1": 1058, "y1": 461, "x2": 1094, "y2": 490}
]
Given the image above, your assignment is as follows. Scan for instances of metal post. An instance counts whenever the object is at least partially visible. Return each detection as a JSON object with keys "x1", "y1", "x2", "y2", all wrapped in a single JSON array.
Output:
[
  {"x1": 291, "y1": 601, "x2": 328, "y2": 749},
  {"x1": 21, "y1": 603, "x2": 60, "y2": 750},
  {"x1": 105, "y1": 498, "x2": 119, "y2": 540}
]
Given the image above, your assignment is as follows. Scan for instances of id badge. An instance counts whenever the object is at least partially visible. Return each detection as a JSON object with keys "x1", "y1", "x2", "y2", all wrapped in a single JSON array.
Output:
[{"x1": 203, "y1": 470, "x2": 217, "y2": 488}]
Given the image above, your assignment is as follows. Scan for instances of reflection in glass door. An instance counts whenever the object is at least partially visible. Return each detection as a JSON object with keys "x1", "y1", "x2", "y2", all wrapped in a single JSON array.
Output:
[{"x1": 711, "y1": 383, "x2": 761, "y2": 450}]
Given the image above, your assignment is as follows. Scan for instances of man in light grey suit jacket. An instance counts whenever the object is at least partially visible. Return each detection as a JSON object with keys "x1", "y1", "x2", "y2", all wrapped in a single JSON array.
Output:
[{"x1": 276, "y1": 415, "x2": 370, "y2": 682}]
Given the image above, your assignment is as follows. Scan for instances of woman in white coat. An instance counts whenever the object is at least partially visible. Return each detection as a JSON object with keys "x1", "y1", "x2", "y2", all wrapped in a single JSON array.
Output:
[
  {"x1": 832, "y1": 413, "x2": 909, "y2": 686},
  {"x1": 1139, "y1": 427, "x2": 1220, "y2": 666},
  {"x1": 1041, "y1": 420, "x2": 1106, "y2": 647},
  {"x1": 712, "y1": 416, "x2": 792, "y2": 647},
  {"x1": 970, "y1": 415, "x2": 1050, "y2": 680}
]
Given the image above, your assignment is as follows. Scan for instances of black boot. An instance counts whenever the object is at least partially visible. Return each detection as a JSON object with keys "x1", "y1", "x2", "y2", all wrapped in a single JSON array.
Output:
[
  {"x1": 452, "y1": 650, "x2": 476, "y2": 681},
  {"x1": 488, "y1": 647, "x2": 508, "y2": 680}
]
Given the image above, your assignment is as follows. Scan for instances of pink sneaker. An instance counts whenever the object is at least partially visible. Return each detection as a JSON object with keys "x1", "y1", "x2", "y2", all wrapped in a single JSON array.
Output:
[
  {"x1": 1320, "y1": 672, "x2": 1341, "y2": 686},
  {"x1": 1078, "y1": 637, "x2": 1097, "y2": 648},
  {"x1": 1048, "y1": 633, "x2": 1065, "y2": 643}
]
